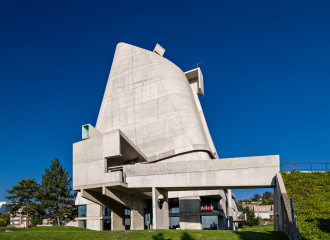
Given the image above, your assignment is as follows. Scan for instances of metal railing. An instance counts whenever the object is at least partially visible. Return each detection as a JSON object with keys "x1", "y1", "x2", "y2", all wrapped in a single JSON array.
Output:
[
  {"x1": 281, "y1": 162, "x2": 329, "y2": 172},
  {"x1": 290, "y1": 198, "x2": 298, "y2": 240}
]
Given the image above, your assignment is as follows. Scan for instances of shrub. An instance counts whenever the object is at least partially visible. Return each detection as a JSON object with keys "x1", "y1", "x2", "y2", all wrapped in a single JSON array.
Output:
[
  {"x1": 267, "y1": 197, "x2": 274, "y2": 205},
  {"x1": 261, "y1": 199, "x2": 269, "y2": 205},
  {"x1": 0, "y1": 218, "x2": 6, "y2": 226},
  {"x1": 238, "y1": 206, "x2": 260, "y2": 228},
  {"x1": 29, "y1": 214, "x2": 41, "y2": 227}
]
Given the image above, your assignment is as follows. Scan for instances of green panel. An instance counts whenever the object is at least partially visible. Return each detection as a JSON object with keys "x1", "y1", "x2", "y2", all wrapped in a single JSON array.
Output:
[{"x1": 82, "y1": 125, "x2": 89, "y2": 139}]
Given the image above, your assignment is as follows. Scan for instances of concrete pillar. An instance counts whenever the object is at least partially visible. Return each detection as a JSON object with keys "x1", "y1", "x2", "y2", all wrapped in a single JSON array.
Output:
[
  {"x1": 111, "y1": 204, "x2": 125, "y2": 230},
  {"x1": 274, "y1": 185, "x2": 279, "y2": 231},
  {"x1": 131, "y1": 209, "x2": 144, "y2": 230},
  {"x1": 152, "y1": 187, "x2": 169, "y2": 230},
  {"x1": 274, "y1": 178, "x2": 283, "y2": 231},
  {"x1": 227, "y1": 189, "x2": 233, "y2": 230}
]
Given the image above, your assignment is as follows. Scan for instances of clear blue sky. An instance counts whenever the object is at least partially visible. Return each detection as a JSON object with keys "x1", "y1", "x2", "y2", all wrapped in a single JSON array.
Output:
[{"x1": 1, "y1": 0, "x2": 330, "y2": 201}]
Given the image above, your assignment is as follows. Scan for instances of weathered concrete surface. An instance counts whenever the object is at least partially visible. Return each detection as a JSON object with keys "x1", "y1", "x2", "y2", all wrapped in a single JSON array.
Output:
[
  {"x1": 72, "y1": 42, "x2": 282, "y2": 232},
  {"x1": 80, "y1": 189, "x2": 127, "y2": 230},
  {"x1": 168, "y1": 190, "x2": 226, "y2": 199},
  {"x1": 124, "y1": 155, "x2": 279, "y2": 191},
  {"x1": 73, "y1": 129, "x2": 147, "y2": 190},
  {"x1": 103, "y1": 186, "x2": 149, "y2": 230},
  {"x1": 152, "y1": 187, "x2": 169, "y2": 229},
  {"x1": 274, "y1": 173, "x2": 302, "y2": 240},
  {"x1": 179, "y1": 196, "x2": 201, "y2": 229},
  {"x1": 185, "y1": 67, "x2": 204, "y2": 96},
  {"x1": 153, "y1": 43, "x2": 165, "y2": 56},
  {"x1": 227, "y1": 189, "x2": 233, "y2": 230},
  {"x1": 95, "y1": 42, "x2": 214, "y2": 162}
]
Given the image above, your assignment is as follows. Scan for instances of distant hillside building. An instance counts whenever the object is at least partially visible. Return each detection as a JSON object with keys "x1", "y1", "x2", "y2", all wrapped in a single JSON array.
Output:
[
  {"x1": 249, "y1": 205, "x2": 274, "y2": 219},
  {"x1": 10, "y1": 208, "x2": 27, "y2": 228}
]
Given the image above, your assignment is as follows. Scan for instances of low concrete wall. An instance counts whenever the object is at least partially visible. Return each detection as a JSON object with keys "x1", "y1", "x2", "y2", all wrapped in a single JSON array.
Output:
[{"x1": 274, "y1": 173, "x2": 302, "y2": 240}]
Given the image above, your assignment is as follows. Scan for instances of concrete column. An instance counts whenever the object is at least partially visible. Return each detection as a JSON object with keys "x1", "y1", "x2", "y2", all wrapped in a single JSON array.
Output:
[
  {"x1": 131, "y1": 209, "x2": 144, "y2": 230},
  {"x1": 274, "y1": 178, "x2": 283, "y2": 231},
  {"x1": 111, "y1": 204, "x2": 125, "y2": 230},
  {"x1": 274, "y1": 185, "x2": 279, "y2": 231},
  {"x1": 152, "y1": 187, "x2": 169, "y2": 230},
  {"x1": 227, "y1": 189, "x2": 233, "y2": 230}
]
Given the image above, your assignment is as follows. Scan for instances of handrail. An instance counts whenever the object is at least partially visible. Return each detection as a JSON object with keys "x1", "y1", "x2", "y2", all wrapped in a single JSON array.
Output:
[
  {"x1": 281, "y1": 162, "x2": 329, "y2": 172},
  {"x1": 290, "y1": 198, "x2": 297, "y2": 240}
]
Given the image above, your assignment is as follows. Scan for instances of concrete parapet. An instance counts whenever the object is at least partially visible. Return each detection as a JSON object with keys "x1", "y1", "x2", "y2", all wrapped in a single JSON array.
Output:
[
  {"x1": 124, "y1": 155, "x2": 279, "y2": 191},
  {"x1": 274, "y1": 173, "x2": 302, "y2": 240}
]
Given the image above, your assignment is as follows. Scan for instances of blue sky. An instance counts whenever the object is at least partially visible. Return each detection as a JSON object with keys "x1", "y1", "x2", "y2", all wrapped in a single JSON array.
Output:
[{"x1": 1, "y1": 0, "x2": 330, "y2": 201}]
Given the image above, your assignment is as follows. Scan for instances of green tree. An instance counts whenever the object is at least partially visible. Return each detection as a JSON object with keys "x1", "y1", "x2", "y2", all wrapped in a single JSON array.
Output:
[
  {"x1": 267, "y1": 197, "x2": 274, "y2": 205},
  {"x1": 261, "y1": 199, "x2": 269, "y2": 205},
  {"x1": 39, "y1": 158, "x2": 77, "y2": 226},
  {"x1": 0, "y1": 213, "x2": 10, "y2": 225},
  {"x1": 5, "y1": 178, "x2": 39, "y2": 228},
  {"x1": 0, "y1": 219, "x2": 6, "y2": 226},
  {"x1": 238, "y1": 206, "x2": 260, "y2": 228},
  {"x1": 252, "y1": 194, "x2": 262, "y2": 201},
  {"x1": 263, "y1": 191, "x2": 273, "y2": 199}
]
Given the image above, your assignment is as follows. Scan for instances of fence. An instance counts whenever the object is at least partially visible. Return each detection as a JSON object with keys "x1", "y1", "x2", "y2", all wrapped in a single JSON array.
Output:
[
  {"x1": 290, "y1": 198, "x2": 297, "y2": 240},
  {"x1": 281, "y1": 162, "x2": 329, "y2": 172}
]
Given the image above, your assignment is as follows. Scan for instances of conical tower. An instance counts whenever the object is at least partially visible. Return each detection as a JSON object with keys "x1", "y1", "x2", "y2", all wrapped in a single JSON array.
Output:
[{"x1": 95, "y1": 43, "x2": 215, "y2": 162}]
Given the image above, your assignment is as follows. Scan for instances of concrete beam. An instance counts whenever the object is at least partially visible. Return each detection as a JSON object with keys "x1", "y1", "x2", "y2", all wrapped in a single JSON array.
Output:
[{"x1": 124, "y1": 155, "x2": 279, "y2": 191}]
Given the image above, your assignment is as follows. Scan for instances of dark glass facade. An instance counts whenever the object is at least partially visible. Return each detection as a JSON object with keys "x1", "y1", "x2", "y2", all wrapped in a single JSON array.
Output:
[
  {"x1": 169, "y1": 198, "x2": 179, "y2": 213},
  {"x1": 102, "y1": 219, "x2": 111, "y2": 230},
  {"x1": 169, "y1": 217, "x2": 180, "y2": 229},
  {"x1": 78, "y1": 205, "x2": 87, "y2": 217},
  {"x1": 144, "y1": 208, "x2": 151, "y2": 230},
  {"x1": 201, "y1": 216, "x2": 219, "y2": 230},
  {"x1": 200, "y1": 197, "x2": 220, "y2": 212},
  {"x1": 102, "y1": 207, "x2": 111, "y2": 216},
  {"x1": 125, "y1": 209, "x2": 131, "y2": 230},
  {"x1": 78, "y1": 220, "x2": 86, "y2": 228}
]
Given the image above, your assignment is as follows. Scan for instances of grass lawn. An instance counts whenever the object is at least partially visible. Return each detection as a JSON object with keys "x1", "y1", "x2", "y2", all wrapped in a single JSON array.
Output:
[{"x1": 0, "y1": 224, "x2": 289, "y2": 240}]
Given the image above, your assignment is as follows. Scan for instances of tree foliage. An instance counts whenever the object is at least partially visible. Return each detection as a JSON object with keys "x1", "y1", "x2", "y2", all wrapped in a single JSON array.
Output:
[
  {"x1": 261, "y1": 199, "x2": 269, "y2": 205},
  {"x1": 263, "y1": 191, "x2": 274, "y2": 200},
  {"x1": 0, "y1": 213, "x2": 10, "y2": 225},
  {"x1": 238, "y1": 205, "x2": 260, "y2": 228},
  {"x1": 267, "y1": 197, "x2": 274, "y2": 205},
  {"x1": 38, "y1": 158, "x2": 77, "y2": 226},
  {"x1": 5, "y1": 178, "x2": 40, "y2": 228},
  {"x1": 253, "y1": 194, "x2": 262, "y2": 201}
]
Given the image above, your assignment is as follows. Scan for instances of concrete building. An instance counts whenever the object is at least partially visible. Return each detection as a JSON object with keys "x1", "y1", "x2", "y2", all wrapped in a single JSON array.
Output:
[
  {"x1": 251, "y1": 205, "x2": 274, "y2": 219},
  {"x1": 72, "y1": 42, "x2": 283, "y2": 233},
  {"x1": 75, "y1": 192, "x2": 112, "y2": 230},
  {"x1": 10, "y1": 208, "x2": 27, "y2": 228}
]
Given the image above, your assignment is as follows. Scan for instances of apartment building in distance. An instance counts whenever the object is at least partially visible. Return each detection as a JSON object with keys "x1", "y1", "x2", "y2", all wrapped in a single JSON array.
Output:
[{"x1": 10, "y1": 208, "x2": 27, "y2": 228}]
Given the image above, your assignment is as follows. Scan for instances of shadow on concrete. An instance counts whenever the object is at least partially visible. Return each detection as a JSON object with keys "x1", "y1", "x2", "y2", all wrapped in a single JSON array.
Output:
[
  {"x1": 232, "y1": 231, "x2": 290, "y2": 240},
  {"x1": 151, "y1": 232, "x2": 195, "y2": 240},
  {"x1": 305, "y1": 218, "x2": 330, "y2": 234}
]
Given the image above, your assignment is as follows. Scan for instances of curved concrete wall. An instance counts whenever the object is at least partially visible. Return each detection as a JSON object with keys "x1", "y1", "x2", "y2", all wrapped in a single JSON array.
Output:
[{"x1": 96, "y1": 43, "x2": 212, "y2": 161}]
